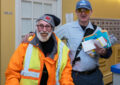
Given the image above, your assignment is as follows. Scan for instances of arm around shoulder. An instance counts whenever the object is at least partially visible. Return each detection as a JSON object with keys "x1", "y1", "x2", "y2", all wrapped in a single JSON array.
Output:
[{"x1": 54, "y1": 25, "x2": 68, "y2": 40}]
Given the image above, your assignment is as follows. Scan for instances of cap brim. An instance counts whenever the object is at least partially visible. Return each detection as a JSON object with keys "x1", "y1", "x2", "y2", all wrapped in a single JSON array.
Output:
[{"x1": 76, "y1": 6, "x2": 91, "y2": 10}]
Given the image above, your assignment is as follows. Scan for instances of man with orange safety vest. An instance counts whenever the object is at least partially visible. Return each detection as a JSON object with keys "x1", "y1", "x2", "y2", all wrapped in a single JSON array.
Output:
[{"x1": 5, "y1": 14, "x2": 74, "y2": 85}]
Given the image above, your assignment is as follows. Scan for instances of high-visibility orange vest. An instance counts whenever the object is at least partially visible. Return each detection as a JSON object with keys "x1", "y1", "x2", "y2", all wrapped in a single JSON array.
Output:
[{"x1": 20, "y1": 39, "x2": 69, "y2": 85}]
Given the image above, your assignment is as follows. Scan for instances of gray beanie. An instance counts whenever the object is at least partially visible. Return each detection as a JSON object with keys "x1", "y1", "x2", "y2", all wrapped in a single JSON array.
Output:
[{"x1": 36, "y1": 14, "x2": 60, "y2": 28}]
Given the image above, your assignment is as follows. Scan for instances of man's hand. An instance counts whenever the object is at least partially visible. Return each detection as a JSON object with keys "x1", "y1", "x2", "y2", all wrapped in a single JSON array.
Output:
[
  {"x1": 94, "y1": 44, "x2": 107, "y2": 56},
  {"x1": 22, "y1": 32, "x2": 34, "y2": 43}
]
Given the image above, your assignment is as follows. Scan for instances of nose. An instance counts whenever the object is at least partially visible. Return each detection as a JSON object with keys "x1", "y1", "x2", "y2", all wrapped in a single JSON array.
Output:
[
  {"x1": 43, "y1": 27, "x2": 47, "y2": 32},
  {"x1": 81, "y1": 11, "x2": 86, "y2": 14}
]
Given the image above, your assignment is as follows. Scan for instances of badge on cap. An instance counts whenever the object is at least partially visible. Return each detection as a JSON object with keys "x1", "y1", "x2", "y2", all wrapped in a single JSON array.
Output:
[
  {"x1": 45, "y1": 16, "x2": 51, "y2": 20},
  {"x1": 80, "y1": 0, "x2": 87, "y2": 6}
]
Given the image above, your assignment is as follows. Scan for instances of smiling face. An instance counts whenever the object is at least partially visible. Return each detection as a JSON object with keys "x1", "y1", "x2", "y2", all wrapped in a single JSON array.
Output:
[
  {"x1": 36, "y1": 20, "x2": 53, "y2": 42},
  {"x1": 76, "y1": 8, "x2": 92, "y2": 25}
]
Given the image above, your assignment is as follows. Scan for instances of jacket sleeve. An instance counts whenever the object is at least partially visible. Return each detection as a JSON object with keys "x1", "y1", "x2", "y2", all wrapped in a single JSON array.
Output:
[
  {"x1": 59, "y1": 51, "x2": 74, "y2": 85},
  {"x1": 5, "y1": 43, "x2": 28, "y2": 85},
  {"x1": 54, "y1": 25, "x2": 68, "y2": 40}
]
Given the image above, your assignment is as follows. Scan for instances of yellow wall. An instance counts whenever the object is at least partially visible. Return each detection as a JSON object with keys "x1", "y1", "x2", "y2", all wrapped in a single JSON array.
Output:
[
  {"x1": 1, "y1": 0, "x2": 15, "y2": 85},
  {"x1": 62, "y1": 0, "x2": 77, "y2": 24},
  {"x1": 91, "y1": 0, "x2": 120, "y2": 19},
  {"x1": 0, "y1": 0, "x2": 1, "y2": 84},
  {"x1": 62, "y1": 0, "x2": 120, "y2": 24}
]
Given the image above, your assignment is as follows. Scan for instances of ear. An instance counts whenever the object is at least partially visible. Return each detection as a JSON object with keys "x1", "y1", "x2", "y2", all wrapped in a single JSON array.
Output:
[
  {"x1": 52, "y1": 27, "x2": 54, "y2": 31},
  {"x1": 75, "y1": 10, "x2": 79, "y2": 16},
  {"x1": 89, "y1": 10, "x2": 93, "y2": 16},
  {"x1": 91, "y1": 10, "x2": 93, "y2": 13},
  {"x1": 75, "y1": 10, "x2": 78, "y2": 14}
]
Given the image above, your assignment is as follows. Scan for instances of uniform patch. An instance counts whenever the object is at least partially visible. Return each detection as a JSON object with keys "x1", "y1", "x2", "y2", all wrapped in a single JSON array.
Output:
[{"x1": 45, "y1": 16, "x2": 51, "y2": 20}]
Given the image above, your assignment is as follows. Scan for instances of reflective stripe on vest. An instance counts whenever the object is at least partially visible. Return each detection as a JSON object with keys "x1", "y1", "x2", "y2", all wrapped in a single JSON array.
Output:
[
  {"x1": 20, "y1": 39, "x2": 69, "y2": 85},
  {"x1": 21, "y1": 44, "x2": 40, "y2": 78},
  {"x1": 56, "y1": 41, "x2": 64, "y2": 85},
  {"x1": 56, "y1": 39, "x2": 69, "y2": 85}
]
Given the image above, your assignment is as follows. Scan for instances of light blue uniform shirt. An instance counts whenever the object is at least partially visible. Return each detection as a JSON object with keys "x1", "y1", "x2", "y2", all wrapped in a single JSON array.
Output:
[{"x1": 55, "y1": 20, "x2": 102, "y2": 71}]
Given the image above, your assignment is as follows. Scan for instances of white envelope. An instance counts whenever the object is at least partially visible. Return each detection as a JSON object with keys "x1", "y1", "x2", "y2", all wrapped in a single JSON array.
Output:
[{"x1": 82, "y1": 40, "x2": 96, "y2": 52}]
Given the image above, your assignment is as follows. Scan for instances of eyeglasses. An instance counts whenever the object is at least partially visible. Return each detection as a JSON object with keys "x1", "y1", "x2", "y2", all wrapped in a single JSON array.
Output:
[
  {"x1": 36, "y1": 24, "x2": 51, "y2": 29},
  {"x1": 77, "y1": 8, "x2": 90, "y2": 14}
]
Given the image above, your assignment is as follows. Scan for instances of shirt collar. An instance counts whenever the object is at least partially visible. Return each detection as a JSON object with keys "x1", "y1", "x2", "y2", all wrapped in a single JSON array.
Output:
[
  {"x1": 74, "y1": 20, "x2": 94, "y2": 30},
  {"x1": 86, "y1": 21, "x2": 94, "y2": 30}
]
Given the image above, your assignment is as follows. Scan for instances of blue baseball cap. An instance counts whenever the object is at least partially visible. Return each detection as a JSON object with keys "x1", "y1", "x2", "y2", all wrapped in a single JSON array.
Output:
[{"x1": 76, "y1": 0, "x2": 92, "y2": 10}]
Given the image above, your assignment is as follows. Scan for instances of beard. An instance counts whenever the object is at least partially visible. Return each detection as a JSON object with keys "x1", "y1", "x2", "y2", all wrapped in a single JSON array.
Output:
[{"x1": 36, "y1": 29, "x2": 52, "y2": 42}]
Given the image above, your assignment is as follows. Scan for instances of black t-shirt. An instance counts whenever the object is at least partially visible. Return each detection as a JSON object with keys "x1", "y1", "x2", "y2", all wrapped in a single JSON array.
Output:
[
  {"x1": 40, "y1": 36, "x2": 54, "y2": 56},
  {"x1": 81, "y1": 25, "x2": 86, "y2": 31},
  {"x1": 40, "y1": 36, "x2": 54, "y2": 85}
]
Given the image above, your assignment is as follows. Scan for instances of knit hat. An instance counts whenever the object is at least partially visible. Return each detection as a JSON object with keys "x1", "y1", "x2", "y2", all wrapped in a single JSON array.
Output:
[{"x1": 36, "y1": 14, "x2": 60, "y2": 28}]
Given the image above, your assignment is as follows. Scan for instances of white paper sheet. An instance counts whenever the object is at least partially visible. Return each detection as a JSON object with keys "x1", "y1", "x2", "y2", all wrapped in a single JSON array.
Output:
[{"x1": 82, "y1": 40, "x2": 96, "y2": 52}]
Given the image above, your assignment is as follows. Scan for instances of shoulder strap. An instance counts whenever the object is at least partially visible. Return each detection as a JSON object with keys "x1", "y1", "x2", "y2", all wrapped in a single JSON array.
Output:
[
  {"x1": 92, "y1": 24, "x2": 97, "y2": 31},
  {"x1": 72, "y1": 24, "x2": 97, "y2": 67}
]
